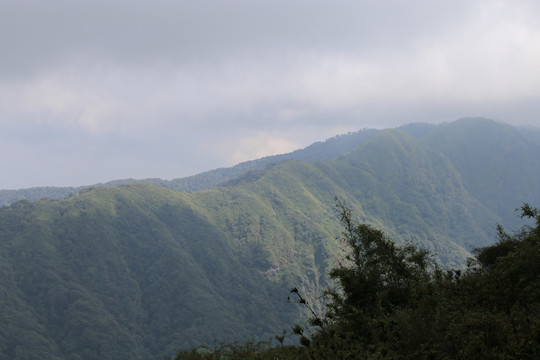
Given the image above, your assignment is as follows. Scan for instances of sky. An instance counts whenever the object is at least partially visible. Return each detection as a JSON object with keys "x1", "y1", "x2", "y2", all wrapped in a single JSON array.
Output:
[{"x1": 1, "y1": 0, "x2": 540, "y2": 189}]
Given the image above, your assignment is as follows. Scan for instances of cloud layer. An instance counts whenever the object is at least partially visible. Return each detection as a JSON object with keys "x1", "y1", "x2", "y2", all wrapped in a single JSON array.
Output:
[{"x1": 1, "y1": 0, "x2": 539, "y2": 188}]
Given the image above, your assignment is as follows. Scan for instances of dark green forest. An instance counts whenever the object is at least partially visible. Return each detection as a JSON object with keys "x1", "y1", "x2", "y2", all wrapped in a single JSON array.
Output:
[{"x1": 0, "y1": 118, "x2": 539, "y2": 359}]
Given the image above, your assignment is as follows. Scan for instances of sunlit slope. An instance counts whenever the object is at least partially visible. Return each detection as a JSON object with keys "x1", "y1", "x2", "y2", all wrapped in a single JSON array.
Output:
[{"x1": 220, "y1": 129, "x2": 496, "y2": 266}]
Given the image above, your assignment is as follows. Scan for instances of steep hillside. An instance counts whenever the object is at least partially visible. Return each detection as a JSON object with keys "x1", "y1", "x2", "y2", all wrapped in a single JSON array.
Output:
[
  {"x1": 0, "y1": 185, "x2": 317, "y2": 359},
  {"x1": 328, "y1": 129, "x2": 496, "y2": 263}
]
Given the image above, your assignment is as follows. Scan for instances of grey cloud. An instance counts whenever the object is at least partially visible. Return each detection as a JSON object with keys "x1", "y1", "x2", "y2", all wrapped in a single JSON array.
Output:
[
  {"x1": 1, "y1": 0, "x2": 473, "y2": 77},
  {"x1": 1, "y1": 0, "x2": 540, "y2": 189}
]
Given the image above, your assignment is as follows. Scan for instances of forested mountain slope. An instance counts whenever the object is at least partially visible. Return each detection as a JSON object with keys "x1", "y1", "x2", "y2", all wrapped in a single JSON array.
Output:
[
  {"x1": 0, "y1": 186, "x2": 313, "y2": 359},
  {"x1": 421, "y1": 118, "x2": 540, "y2": 230},
  {"x1": 0, "y1": 118, "x2": 539, "y2": 359},
  {"x1": 330, "y1": 129, "x2": 496, "y2": 262}
]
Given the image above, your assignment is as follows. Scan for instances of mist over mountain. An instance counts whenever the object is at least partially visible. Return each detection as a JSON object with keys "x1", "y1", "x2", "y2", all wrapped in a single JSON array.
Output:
[{"x1": 0, "y1": 118, "x2": 539, "y2": 359}]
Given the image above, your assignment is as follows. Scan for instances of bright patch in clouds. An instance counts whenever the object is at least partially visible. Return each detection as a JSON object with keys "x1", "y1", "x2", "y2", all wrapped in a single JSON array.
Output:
[{"x1": 215, "y1": 132, "x2": 300, "y2": 166}]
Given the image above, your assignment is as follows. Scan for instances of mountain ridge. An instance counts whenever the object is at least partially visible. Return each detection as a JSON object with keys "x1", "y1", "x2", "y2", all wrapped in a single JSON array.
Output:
[
  {"x1": 0, "y1": 129, "x2": 380, "y2": 206},
  {"x1": 0, "y1": 117, "x2": 539, "y2": 359}
]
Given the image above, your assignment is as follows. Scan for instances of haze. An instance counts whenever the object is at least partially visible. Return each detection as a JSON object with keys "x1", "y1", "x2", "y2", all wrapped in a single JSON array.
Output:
[{"x1": 1, "y1": 0, "x2": 539, "y2": 189}]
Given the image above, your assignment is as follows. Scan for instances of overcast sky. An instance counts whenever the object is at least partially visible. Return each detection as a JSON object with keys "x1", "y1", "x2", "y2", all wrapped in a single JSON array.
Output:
[{"x1": 1, "y1": 0, "x2": 539, "y2": 189}]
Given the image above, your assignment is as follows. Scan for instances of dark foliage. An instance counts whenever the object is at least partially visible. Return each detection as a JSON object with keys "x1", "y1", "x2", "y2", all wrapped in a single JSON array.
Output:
[{"x1": 305, "y1": 202, "x2": 540, "y2": 359}]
